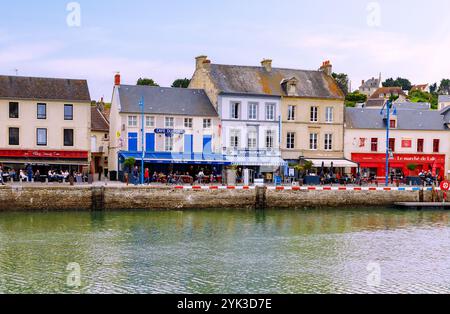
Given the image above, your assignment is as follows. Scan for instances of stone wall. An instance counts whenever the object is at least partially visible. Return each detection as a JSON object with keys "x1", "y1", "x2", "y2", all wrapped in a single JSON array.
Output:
[{"x1": 0, "y1": 185, "x2": 438, "y2": 211}]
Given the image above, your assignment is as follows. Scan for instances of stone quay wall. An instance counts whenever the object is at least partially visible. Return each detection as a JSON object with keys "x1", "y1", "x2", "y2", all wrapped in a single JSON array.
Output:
[{"x1": 0, "y1": 185, "x2": 440, "y2": 211}]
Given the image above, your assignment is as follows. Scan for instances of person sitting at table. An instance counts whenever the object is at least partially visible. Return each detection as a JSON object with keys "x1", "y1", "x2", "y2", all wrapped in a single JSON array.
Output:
[
  {"x1": 197, "y1": 169, "x2": 205, "y2": 184},
  {"x1": 34, "y1": 170, "x2": 41, "y2": 182},
  {"x1": 19, "y1": 169, "x2": 28, "y2": 182}
]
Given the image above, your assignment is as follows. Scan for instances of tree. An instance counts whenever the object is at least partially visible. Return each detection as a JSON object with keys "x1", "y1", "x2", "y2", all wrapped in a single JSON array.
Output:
[
  {"x1": 408, "y1": 89, "x2": 438, "y2": 109},
  {"x1": 171, "y1": 78, "x2": 191, "y2": 88},
  {"x1": 429, "y1": 83, "x2": 438, "y2": 94},
  {"x1": 382, "y1": 77, "x2": 412, "y2": 91},
  {"x1": 332, "y1": 73, "x2": 349, "y2": 95},
  {"x1": 345, "y1": 91, "x2": 367, "y2": 107},
  {"x1": 137, "y1": 78, "x2": 159, "y2": 87},
  {"x1": 438, "y1": 79, "x2": 450, "y2": 95}
]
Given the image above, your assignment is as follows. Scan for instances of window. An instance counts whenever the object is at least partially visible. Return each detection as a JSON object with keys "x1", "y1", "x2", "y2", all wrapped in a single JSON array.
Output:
[
  {"x1": 203, "y1": 119, "x2": 212, "y2": 129},
  {"x1": 8, "y1": 128, "x2": 19, "y2": 146},
  {"x1": 310, "y1": 133, "x2": 318, "y2": 150},
  {"x1": 165, "y1": 117, "x2": 174, "y2": 128},
  {"x1": 9, "y1": 102, "x2": 19, "y2": 119},
  {"x1": 389, "y1": 138, "x2": 396, "y2": 152},
  {"x1": 128, "y1": 116, "x2": 138, "y2": 127},
  {"x1": 64, "y1": 129, "x2": 74, "y2": 147},
  {"x1": 266, "y1": 104, "x2": 275, "y2": 121},
  {"x1": 371, "y1": 138, "x2": 378, "y2": 152},
  {"x1": 146, "y1": 116, "x2": 155, "y2": 128},
  {"x1": 287, "y1": 106, "x2": 296, "y2": 121},
  {"x1": 165, "y1": 136, "x2": 173, "y2": 152},
  {"x1": 230, "y1": 130, "x2": 240, "y2": 149},
  {"x1": 390, "y1": 120, "x2": 396, "y2": 129},
  {"x1": 247, "y1": 131, "x2": 257, "y2": 149},
  {"x1": 231, "y1": 102, "x2": 240, "y2": 119},
  {"x1": 64, "y1": 104, "x2": 73, "y2": 120},
  {"x1": 37, "y1": 128, "x2": 47, "y2": 146},
  {"x1": 417, "y1": 139, "x2": 424, "y2": 153},
  {"x1": 325, "y1": 107, "x2": 334, "y2": 123},
  {"x1": 184, "y1": 118, "x2": 193, "y2": 128},
  {"x1": 287, "y1": 132, "x2": 295, "y2": 149},
  {"x1": 310, "y1": 107, "x2": 318, "y2": 122},
  {"x1": 433, "y1": 139, "x2": 440, "y2": 153},
  {"x1": 248, "y1": 103, "x2": 258, "y2": 120},
  {"x1": 324, "y1": 134, "x2": 333, "y2": 151},
  {"x1": 37, "y1": 103, "x2": 47, "y2": 119},
  {"x1": 266, "y1": 130, "x2": 274, "y2": 149}
]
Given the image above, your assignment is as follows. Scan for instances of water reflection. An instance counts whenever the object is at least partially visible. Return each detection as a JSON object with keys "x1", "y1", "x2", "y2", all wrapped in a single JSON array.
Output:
[{"x1": 0, "y1": 209, "x2": 449, "y2": 294}]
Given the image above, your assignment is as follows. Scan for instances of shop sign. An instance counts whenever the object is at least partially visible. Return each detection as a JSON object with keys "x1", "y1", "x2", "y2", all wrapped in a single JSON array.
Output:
[{"x1": 155, "y1": 129, "x2": 186, "y2": 137}]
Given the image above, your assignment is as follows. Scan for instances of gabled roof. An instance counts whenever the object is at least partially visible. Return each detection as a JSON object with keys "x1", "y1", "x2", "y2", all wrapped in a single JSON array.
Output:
[
  {"x1": 370, "y1": 87, "x2": 406, "y2": 99},
  {"x1": 360, "y1": 77, "x2": 380, "y2": 89},
  {"x1": 207, "y1": 64, "x2": 344, "y2": 99},
  {"x1": 365, "y1": 98, "x2": 386, "y2": 108},
  {"x1": 91, "y1": 107, "x2": 110, "y2": 132},
  {"x1": 346, "y1": 107, "x2": 448, "y2": 131},
  {"x1": 0, "y1": 75, "x2": 91, "y2": 102},
  {"x1": 118, "y1": 85, "x2": 218, "y2": 117}
]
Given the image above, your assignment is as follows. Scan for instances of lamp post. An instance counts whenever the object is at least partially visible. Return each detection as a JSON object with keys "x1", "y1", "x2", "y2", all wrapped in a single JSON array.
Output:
[
  {"x1": 139, "y1": 97, "x2": 145, "y2": 185},
  {"x1": 380, "y1": 100, "x2": 397, "y2": 187}
]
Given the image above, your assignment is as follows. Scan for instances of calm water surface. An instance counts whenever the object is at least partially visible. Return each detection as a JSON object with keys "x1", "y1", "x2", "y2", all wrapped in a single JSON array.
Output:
[{"x1": 0, "y1": 209, "x2": 450, "y2": 294}]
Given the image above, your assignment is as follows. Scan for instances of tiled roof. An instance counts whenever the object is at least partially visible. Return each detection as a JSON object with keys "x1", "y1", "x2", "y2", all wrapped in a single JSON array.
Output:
[
  {"x1": 370, "y1": 87, "x2": 406, "y2": 99},
  {"x1": 91, "y1": 107, "x2": 110, "y2": 132},
  {"x1": 207, "y1": 64, "x2": 344, "y2": 99},
  {"x1": 0, "y1": 75, "x2": 91, "y2": 102},
  {"x1": 118, "y1": 85, "x2": 218, "y2": 117}
]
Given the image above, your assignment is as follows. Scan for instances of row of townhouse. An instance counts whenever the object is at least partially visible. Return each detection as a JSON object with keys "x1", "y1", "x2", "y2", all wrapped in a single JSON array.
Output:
[{"x1": 0, "y1": 57, "x2": 449, "y2": 182}]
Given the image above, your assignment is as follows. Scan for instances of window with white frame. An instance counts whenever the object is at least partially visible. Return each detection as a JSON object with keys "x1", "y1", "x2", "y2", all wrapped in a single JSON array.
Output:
[
  {"x1": 266, "y1": 130, "x2": 274, "y2": 149},
  {"x1": 248, "y1": 103, "x2": 258, "y2": 120},
  {"x1": 310, "y1": 107, "x2": 318, "y2": 122},
  {"x1": 230, "y1": 130, "x2": 240, "y2": 149},
  {"x1": 247, "y1": 131, "x2": 257, "y2": 149},
  {"x1": 266, "y1": 104, "x2": 275, "y2": 121},
  {"x1": 146, "y1": 116, "x2": 155, "y2": 128},
  {"x1": 165, "y1": 117, "x2": 174, "y2": 128},
  {"x1": 287, "y1": 132, "x2": 295, "y2": 149},
  {"x1": 128, "y1": 116, "x2": 138, "y2": 127},
  {"x1": 310, "y1": 133, "x2": 318, "y2": 150},
  {"x1": 324, "y1": 133, "x2": 333, "y2": 151},
  {"x1": 184, "y1": 118, "x2": 193, "y2": 128},
  {"x1": 165, "y1": 136, "x2": 173, "y2": 152},
  {"x1": 203, "y1": 119, "x2": 212, "y2": 129},
  {"x1": 231, "y1": 102, "x2": 240, "y2": 119},
  {"x1": 288, "y1": 106, "x2": 296, "y2": 121},
  {"x1": 325, "y1": 107, "x2": 334, "y2": 123}
]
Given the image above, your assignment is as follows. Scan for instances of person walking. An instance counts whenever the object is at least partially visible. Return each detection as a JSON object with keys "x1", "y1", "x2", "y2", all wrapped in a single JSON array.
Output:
[
  {"x1": 27, "y1": 164, "x2": 33, "y2": 183},
  {"x1": 144, "y1": 168, "x2": 150, "y2": 185},
  {"x1": 132, "y1": 166, "x2": 139, "y2": 186}
]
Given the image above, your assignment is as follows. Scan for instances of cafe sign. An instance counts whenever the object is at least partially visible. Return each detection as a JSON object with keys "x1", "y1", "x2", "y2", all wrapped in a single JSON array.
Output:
[{"x1": 155, "y1": 129, "x2": 186, "y2": 137}]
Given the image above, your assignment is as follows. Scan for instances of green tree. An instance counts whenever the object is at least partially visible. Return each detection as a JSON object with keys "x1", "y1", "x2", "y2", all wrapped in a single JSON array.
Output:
[
  {"x1": 332, "y1": 73, "x2": 349, "y2": 95},
  {"x1": 123, "y1": 157, "x2": 136, "y2": 174},
  {"x1": 438, "y1": 79, "x2": 450, "y2": 95},
  {"x1": 382, "y1": 77, "x2": 412, "y2": 91},
  {"x1": 345, "y1": 91, "x2": 367, "y2": 107},
  {"x1": 171, "y1": 78, "x2": 191, "y2": 88},
  {"x1": 408, "y1": 89, "x2": 438, "y2": 109},
  {"x1": 137, "y1": 78, "x2": 159, "y2": 87},
  {"x1": 429, "y1": 83, "x2": 438, "y2": 94}
]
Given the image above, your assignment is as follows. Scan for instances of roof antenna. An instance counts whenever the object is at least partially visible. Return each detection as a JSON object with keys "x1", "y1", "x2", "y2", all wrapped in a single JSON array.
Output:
[{"x1": 13, "y1": 68, "x2": 19, "y2": 76}]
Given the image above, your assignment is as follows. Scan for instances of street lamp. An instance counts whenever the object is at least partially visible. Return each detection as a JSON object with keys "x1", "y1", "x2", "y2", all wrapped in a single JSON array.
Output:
[
  {"x1": 380, "y1": 100, "x2": 397, "y2": 186},
  {"x1": 139, "y1": 97, "x2": 145, "y2": 185}
]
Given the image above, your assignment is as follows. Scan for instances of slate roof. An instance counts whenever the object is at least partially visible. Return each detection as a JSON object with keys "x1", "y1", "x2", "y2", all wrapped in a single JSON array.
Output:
[
  {"x1": 365, "y1": 98, "x2": 386, "y2": 107},
  {"x1": 91, "y1": 107, "x2": 110, "y2": 132},
  {"x1": 207, "y1": 64, "x2": 344, "y2": 99},
  {"x1": 438, "y1": 95, "x2": 450, "y2": 103},
  {"x1": 346, "y1": 107, "x2": 449, "y2": 131},
  {"x1": 394, "y1": 102, "x2": 431, "y2": 110},
  {"x1": 0, "y1": 75, "x2": 91, "y2": 102},
  {"x1": 118, "y1": 85, "x2": 218, "y2": 117},
  {"x1": 360, "y1": 77, "x2": 380, "y2": 89}
]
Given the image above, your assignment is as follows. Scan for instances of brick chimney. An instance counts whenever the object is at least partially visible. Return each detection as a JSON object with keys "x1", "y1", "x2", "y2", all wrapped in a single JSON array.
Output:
[
  {"x1": 319, "y1": 60, "x2": 333, "y2": 76},
  {"x1": 196, "y1": 55, "x2": 209, "y2": 70},
  {"x1": 261, "y1": 59, "x2": 272, "y2": 72},
  {"x1": 114, "y1": 73, "x2": 121, "y2": 86}
]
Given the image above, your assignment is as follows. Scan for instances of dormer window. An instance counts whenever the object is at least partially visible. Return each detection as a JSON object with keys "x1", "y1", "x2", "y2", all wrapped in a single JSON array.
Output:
[{"x1": 288, "y1": 83, "x2": 296, "y2": 96}]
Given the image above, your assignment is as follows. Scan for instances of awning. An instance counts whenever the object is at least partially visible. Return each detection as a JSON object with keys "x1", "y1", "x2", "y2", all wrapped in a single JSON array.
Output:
[
  {"x1": 306, "y1": 159, "x2": 359, "y2": 168},
  {"x1": 226, "y1": 156, "x2": 287, "y2": 167},
  {"x1": 0, "y1": 159, "x2": 89, "y2": 166},
  {"x1": 119, "y1": 152, "x2": 231, "y2": 166}
]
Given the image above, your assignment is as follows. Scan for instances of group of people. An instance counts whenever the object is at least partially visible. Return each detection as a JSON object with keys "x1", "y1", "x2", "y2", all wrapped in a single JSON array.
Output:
[
  {"x1": 127, "y1": 167, "x2": 221, "y2": 185},
  {"x1": 0, "y1": 165, "x2": 88, "y2": 185},
  {"x1": 418, "y1": 170, "x2": 439, "y2": 186}
]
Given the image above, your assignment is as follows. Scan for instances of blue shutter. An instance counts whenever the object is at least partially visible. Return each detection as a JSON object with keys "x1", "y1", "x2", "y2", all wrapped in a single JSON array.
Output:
[
  {"x1": 128, "y1": 133, "x2": 138, "y2": 152},
  {"x1": 146, "y1": 133, "x2": 155, "y2": 152},
  {"x1": 184, "y1": 134, "x2": 193, "y2": 153},
  {"x1": 203, "y1": 135, "x2": 212, "y2": 154}
]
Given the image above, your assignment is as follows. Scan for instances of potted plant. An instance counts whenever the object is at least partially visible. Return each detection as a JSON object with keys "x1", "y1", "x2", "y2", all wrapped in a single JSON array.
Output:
[
  {"x1": 406, "y1": 164, "x2": 418, "y2": 176},
  {"x1": 123, "y1": 157, "x2": 136, "y2": 184}
]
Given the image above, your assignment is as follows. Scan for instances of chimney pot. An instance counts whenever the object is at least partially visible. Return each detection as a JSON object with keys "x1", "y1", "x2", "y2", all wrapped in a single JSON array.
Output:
[
  {"x1": 261, "y1": 59, "x2": 272, "y2": 72},
  {"x1": 114, "y1": 73, "x2": 121, "y2": 86},
  {"x1": 320, "y1": 60, "x2": 333, "y2": 76}
]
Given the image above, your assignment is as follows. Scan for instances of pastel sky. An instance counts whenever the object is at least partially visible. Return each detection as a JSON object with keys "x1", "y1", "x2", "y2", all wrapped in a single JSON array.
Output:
[{"x1": 1, "y1": 0, "x2": 450, "y2": 101}]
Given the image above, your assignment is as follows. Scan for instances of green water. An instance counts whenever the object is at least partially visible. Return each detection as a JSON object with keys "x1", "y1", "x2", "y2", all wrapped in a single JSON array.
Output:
[{"x1": 0, "y1": 209, "x2": 449, "y2": 294}]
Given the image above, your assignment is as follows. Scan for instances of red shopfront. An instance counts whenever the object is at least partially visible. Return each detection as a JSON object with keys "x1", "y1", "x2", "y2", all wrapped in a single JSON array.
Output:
[
  {"x1": 0, "y1": 149, "x2": 89, "y2": 171},
  {"x1": 351, "y1": 153, "x2": 446, "y2": 179}
]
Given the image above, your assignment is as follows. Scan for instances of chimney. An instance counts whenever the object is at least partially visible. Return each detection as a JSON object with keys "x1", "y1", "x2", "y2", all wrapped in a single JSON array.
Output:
[
  {"x1": 362, "y1": 80, "x2": 365, "y2": 86},
  {"x1": 196, "y1": 55, "x2": 209, "y2": 70},
  {"x1": 319, "y1": 60, "x2": 333, "y2": 76},
  {"x1": 261, "y1": 59, "x2": 272, "y2": 72},
  {"x1": 114, "y1": 73, "x2": 121, "y2": 86}
]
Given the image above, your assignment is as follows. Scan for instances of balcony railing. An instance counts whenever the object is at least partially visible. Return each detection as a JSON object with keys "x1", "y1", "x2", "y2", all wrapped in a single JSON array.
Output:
[{"x1": 225, "y1": 148, "x2": 281, "y2": 158}]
